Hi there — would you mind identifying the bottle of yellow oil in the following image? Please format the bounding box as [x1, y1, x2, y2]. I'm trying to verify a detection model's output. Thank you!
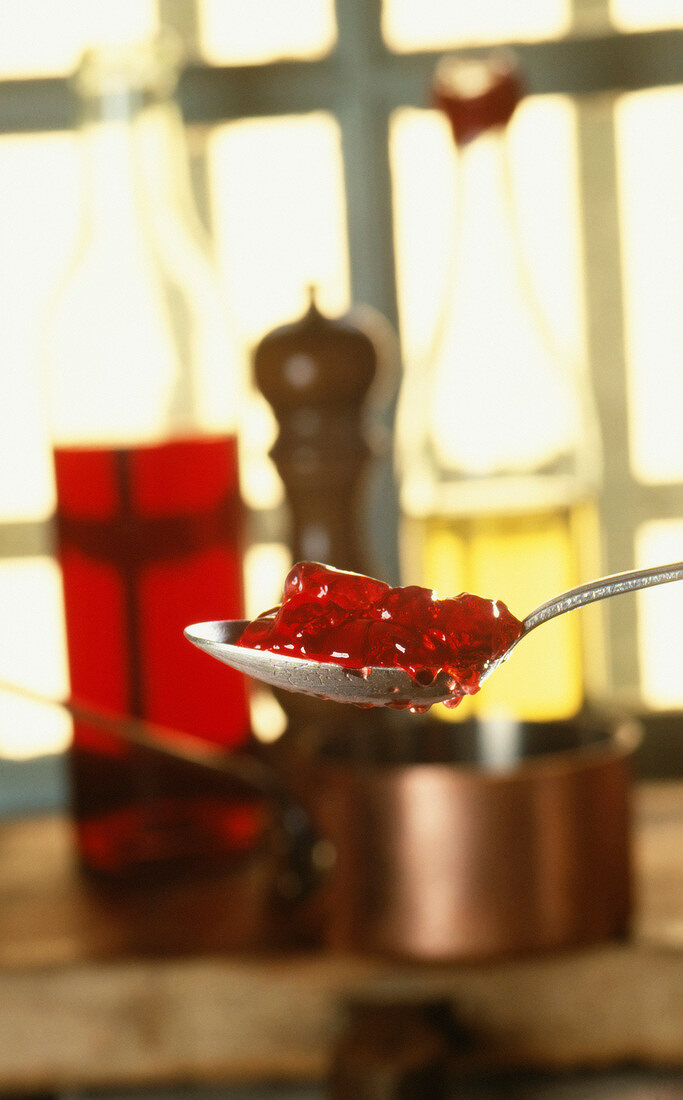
[396, 53, 603, 723]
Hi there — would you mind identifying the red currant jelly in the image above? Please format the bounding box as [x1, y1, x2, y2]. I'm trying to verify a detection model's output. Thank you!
[237, 562, 523, 708]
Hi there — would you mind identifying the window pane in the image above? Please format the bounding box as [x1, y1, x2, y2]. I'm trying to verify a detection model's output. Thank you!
[0, 1, 158, 78]
[636, 521, 683, 708]
[209, 114, 350, 343]
[0, 558, 70, 759]
[198, 0, 336, 64]
[382, 0, 570, 52]
[0, 132, 81, 522]
[616, 86, 683, 483]
[611, 0, 683, 31]
[390, 96, 586, 376]
[208, 113, 350, 510]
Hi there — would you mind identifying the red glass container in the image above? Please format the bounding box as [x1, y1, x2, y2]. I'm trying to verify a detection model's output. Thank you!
[54, 437, 255, 873]
[46, 36, 256, 873]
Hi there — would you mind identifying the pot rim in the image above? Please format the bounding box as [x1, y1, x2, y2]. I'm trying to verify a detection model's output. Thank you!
[320, 713, 642, 783]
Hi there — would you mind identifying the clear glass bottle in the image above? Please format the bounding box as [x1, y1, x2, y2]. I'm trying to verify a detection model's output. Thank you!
[45, 34, 257, 874]
[396, 53, 602, 722]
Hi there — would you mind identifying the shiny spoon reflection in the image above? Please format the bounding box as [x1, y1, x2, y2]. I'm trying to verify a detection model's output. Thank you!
[185, 561, 683, 710]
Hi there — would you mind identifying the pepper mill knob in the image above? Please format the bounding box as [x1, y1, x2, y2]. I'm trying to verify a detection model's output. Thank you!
[253, 288, 378, 573]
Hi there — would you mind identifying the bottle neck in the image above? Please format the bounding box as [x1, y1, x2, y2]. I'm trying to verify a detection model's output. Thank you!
[421, 123, 596, 485]
[78, 90, 188, 243]
[451, 127, 521, 303]
[50, 89, 214, 446]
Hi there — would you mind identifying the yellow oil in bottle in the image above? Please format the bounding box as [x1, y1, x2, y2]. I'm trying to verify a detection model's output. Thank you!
[401, 502, 602, 722]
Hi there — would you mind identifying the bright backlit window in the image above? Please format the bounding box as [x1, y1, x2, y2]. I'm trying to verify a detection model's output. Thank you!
[636, 522, 683, 707]
[0, 1, 159, 78]
[382, 0, 571, 52]
[209, 112, 350, 511]
[611, 0, 683, 31]
[1, 2, 683, 774]
[198, 0, 337, 64]
[616, 85, 683, 483]
[0, 133, 80, 521]
[209, 114, 350, 346]
[0, 558, 70, 759]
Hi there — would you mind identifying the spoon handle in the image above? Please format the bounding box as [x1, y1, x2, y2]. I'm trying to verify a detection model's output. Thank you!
[522, 560, 683, 636]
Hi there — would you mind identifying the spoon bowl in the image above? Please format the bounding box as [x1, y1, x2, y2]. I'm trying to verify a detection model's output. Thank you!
[183, 619, 460, 708]
[185, 560, 683, 710]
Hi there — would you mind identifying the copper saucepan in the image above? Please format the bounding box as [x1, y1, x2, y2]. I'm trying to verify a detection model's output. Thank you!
[315, 715, 639, 961]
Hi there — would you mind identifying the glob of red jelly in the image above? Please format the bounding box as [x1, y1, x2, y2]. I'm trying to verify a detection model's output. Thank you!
[237, 562, 523, 707]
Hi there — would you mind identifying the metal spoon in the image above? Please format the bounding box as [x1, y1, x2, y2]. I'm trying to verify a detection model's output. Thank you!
[185, 560, 683, 710]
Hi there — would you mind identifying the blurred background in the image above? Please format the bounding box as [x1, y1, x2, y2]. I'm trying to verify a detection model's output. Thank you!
[0, 0, 682, 812]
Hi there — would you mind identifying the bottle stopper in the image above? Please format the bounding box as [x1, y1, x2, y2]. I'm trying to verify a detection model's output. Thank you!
[433, 51, 524, 145]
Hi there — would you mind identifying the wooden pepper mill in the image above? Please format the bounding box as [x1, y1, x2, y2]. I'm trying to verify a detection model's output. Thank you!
[252, 289, 385, 762]
[254, 288, 379, 572]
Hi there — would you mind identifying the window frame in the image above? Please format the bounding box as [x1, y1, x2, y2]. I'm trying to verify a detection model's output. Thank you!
[1, 0, 683, 811]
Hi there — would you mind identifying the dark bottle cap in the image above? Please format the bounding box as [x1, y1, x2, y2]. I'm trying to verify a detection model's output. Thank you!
[432, 52, 524, 146]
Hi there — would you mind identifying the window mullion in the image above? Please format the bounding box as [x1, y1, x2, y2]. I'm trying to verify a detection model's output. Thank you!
[574, 92, 639, 696]
[335, 0, 398, 323]
[0, 520, 53, 559]
[334, 0, 402, 579]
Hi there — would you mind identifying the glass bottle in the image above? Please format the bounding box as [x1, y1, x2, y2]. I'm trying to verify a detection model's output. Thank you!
[45, 34, 256, 874]
[396, 52, 602, 722]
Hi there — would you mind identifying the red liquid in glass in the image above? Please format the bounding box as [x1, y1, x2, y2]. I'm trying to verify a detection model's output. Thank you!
[238, 562, 523, 709]
[54, 436, 262, 874]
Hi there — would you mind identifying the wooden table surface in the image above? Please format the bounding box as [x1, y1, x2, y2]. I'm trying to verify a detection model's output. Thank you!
[0, 782, 681, 1094]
